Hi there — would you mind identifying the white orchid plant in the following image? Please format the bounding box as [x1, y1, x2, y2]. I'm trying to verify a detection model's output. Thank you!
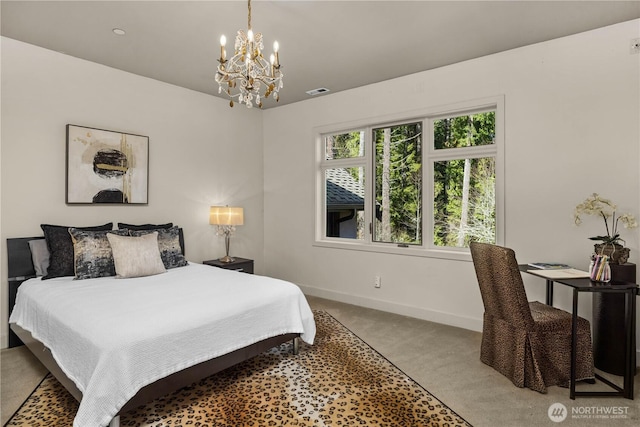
[574, 193, 638, 246]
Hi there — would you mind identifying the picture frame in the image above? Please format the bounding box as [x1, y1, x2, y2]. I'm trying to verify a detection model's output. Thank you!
[66, 124, 149, 204]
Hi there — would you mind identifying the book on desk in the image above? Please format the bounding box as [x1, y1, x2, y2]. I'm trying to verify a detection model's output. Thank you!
[525, 268, 590, 279]
[527, 262, 572, 270]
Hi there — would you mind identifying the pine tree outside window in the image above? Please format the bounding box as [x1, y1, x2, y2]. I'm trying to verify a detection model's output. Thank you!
[431, 111, 497, 248]
[373, 122, 422, 245]
[315, 96, 503, 259]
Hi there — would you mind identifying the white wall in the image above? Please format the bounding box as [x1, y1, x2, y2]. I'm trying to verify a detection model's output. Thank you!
[262, 20, 640, 350]
[0, 37, 264, 348]
[2, 20, 639, 354]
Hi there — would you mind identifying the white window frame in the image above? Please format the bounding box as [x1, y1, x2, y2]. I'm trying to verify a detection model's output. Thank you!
[314, 96, 504, 261]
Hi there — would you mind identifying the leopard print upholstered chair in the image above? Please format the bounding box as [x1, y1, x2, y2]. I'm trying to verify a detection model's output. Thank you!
[469, 242, 594, 393]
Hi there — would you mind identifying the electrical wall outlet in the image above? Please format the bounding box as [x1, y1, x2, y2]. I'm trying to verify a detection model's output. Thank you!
[374, 276, 381, 288]
[631, 38, 640, 55]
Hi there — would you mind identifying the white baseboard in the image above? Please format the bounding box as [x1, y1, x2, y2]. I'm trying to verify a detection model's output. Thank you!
[300, 284, 640, 366]
[298, 283, 484, 333]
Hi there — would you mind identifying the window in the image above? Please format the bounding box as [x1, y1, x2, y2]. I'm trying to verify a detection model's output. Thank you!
[373, 122, 422, 245]
[316, 97, 503, 259]
[431, 112, 496, 248]
[322, 132, 366, 240]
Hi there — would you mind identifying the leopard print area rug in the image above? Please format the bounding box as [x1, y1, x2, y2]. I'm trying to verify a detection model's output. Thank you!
[6, 311, 471, 426]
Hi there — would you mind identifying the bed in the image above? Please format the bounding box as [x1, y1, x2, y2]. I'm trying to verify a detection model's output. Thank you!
[7, 232, 316, 427]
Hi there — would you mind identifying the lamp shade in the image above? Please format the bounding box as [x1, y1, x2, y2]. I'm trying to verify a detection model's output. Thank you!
[210, 206, 244, 226]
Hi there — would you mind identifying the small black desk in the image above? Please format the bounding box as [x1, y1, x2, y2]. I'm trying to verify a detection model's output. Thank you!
[521, 265, 637, 400]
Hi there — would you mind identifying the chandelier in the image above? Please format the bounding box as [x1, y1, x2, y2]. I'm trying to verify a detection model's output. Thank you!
[216, 0, 283, 108]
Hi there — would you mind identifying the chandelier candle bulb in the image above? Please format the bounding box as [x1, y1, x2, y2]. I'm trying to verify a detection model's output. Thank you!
[219, 35, 226, 61]
[273, 41, 280, 66]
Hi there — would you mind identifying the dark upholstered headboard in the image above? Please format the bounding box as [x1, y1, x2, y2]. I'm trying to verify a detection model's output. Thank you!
[7, 237, 42, 280]
[7, 237, 43, 347]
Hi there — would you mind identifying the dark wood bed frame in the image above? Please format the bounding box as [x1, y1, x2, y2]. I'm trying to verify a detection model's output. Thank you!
[7, 237, 299, 427]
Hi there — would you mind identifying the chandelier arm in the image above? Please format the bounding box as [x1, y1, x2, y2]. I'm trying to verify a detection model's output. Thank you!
[218, 63, 282, 82]
[254, 75, 281, 86]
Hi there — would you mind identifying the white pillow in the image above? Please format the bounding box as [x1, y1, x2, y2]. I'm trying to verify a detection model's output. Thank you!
[106, 232, 166, 278]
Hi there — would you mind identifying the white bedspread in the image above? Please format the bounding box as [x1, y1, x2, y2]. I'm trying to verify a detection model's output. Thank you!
[9, 262, 316, 427]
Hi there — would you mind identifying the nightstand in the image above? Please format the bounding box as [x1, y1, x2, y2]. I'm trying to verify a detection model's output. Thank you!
[203, 257, 254, 274]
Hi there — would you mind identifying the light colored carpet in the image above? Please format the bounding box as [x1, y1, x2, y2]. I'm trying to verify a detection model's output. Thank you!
[2, 296, 639, 426]
[1, 343, 49, 424]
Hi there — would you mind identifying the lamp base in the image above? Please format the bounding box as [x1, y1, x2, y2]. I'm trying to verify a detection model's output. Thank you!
[218, 255, 235, 263]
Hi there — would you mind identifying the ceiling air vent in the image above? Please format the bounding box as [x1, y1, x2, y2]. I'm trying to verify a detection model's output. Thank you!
[306, 87, 330, 96]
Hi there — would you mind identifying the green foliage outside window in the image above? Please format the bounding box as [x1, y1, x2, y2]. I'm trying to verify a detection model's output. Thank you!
[325, 132, 364, 160]
[374, 123, 422, 244]
[322, 110, 496, 248]
[433, 112, 496, 247]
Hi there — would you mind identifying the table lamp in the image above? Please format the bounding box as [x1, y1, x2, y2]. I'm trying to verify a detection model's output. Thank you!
[209, 206, 244, 262]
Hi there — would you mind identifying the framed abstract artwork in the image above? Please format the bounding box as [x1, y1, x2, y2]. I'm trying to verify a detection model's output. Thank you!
[66, 124, 149, 204]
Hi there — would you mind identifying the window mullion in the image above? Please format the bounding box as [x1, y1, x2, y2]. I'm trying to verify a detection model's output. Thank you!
[424, 119, 433, 250]
[428, 145, 497, 161]
[364, 126, 373, 244]
[321, 157, 366, 169]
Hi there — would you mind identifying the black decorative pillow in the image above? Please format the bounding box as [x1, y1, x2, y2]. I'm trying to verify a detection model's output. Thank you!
[130, 226, 188, 269]
[41, 223, 113, 280]
[118, 222, 185, 255]
[69, 228, 128, 280]
[117, 222, 173, 230]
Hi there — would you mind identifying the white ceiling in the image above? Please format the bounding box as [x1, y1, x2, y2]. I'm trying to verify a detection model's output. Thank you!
[2, 1, 639, 108]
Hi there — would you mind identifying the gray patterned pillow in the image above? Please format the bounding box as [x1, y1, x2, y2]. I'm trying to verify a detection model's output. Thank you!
[130, 226, 188, 269]
[118, 222, 185, 255]
[69, 228, 128, 280]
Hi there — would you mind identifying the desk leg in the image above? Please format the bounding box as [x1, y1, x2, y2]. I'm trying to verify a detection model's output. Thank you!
[546, 280, 554, 306]
[570, 288, 578, 400]
[623, 289, 635, 399]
